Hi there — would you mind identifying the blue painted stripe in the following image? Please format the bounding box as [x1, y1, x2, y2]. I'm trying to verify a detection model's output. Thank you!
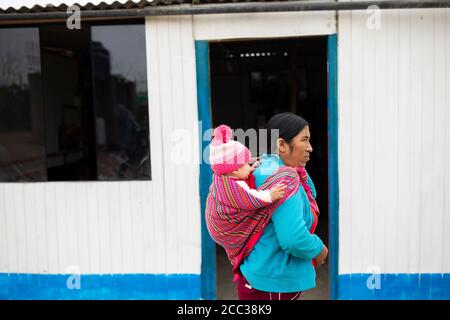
[0, 273, 200, 300]
[339, 274, 450, 300]
[327, 34, 339, 301]
[195, 40, 216, 300]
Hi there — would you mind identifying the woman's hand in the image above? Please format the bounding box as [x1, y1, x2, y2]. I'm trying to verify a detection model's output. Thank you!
[314, 245, 328, 267]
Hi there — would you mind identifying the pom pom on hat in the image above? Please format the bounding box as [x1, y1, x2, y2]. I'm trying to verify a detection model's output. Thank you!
[214, 124, 233, 144]
[209, 124, 251, 175]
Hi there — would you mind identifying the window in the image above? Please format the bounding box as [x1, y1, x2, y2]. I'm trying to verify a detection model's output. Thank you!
[0, 21, 151, 182]
[0, 27, 47, 181]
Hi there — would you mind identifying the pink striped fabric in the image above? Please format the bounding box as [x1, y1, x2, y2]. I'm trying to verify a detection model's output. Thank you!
[296, 167, 320, 233]
[205, 166, 300, 275]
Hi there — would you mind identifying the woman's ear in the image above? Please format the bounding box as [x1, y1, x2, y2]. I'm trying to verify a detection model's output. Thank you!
[277, 138, 286, 154]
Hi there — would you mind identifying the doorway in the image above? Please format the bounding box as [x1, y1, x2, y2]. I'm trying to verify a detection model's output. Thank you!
[208, 36, 330, 300]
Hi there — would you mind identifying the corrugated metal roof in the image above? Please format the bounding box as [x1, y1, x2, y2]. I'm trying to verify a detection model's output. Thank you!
[0, 1, 142, 10]
[1, 0, 296, 14]
[0, 1, 184, 13]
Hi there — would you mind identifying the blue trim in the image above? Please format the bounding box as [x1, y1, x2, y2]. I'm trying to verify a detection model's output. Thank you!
[195, 40, 216, 300]
[339, 274, 450, 300]
[0, 273, 200, 300]
[327, 34, 339, 300]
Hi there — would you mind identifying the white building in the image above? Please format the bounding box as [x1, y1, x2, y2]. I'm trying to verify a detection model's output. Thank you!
[0, 0, 449, 300]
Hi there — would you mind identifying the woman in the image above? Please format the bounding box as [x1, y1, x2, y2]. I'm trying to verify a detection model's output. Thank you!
[236, 112, 328, 300]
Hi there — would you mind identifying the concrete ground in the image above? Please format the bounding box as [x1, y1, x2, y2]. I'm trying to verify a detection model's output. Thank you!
[216, 245, 330, 300]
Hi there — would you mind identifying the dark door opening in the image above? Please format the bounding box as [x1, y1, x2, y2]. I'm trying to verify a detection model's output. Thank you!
[209, 37, 330, 300]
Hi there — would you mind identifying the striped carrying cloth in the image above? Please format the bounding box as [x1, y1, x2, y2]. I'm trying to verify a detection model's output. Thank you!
[205, 166, 301, 275]
[296, 166, 320, 267]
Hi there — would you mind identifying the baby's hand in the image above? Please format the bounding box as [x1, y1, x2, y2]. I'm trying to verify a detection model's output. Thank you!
[250, 161, 260, 172]
[270, 184, 287, 201]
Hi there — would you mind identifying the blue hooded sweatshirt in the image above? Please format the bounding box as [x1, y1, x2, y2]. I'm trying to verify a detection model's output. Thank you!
[239, 154, 324, 292]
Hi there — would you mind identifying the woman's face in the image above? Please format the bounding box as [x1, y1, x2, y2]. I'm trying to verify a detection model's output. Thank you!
[278, 126, 313, 168]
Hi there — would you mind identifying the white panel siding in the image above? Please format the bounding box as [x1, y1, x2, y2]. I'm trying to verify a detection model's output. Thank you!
[337, 10, 352, 277]
[146, 18, 167, 274]
[432, 9, 447, 276]
[193, 11, 336, 40]
[396, 9, 410, 274]
[146, 15, 202, 274]
[444, 9, 450, 274]
[349, 10, 365, 274]
[34, 184, 46, 272]
[107, 182, 122, 273]
[96, 181, 110, 273]
[0, 184, 9, 272]
[157, 16, 178, 273]
[0, 180, 201, 274]
[419, 10, 437, 274]
[408, 10, 422, 275]
[338, 8, 450, 274]
[360, 7, 376, 275]
[45, 183, 58, 272]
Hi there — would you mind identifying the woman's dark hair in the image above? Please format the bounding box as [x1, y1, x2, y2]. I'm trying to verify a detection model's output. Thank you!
[264, 112, 309, 154]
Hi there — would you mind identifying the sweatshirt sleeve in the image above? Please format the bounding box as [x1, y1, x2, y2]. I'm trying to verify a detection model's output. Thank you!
[235, 180, 272, 203]
[270, 190, 323, 260]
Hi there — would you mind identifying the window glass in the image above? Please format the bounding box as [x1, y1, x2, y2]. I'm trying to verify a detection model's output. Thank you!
[91, 24, 151, 180]
[0, 28, 47, 181]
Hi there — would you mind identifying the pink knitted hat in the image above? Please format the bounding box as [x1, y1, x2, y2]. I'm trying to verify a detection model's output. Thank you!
[209, 125, 251, 175]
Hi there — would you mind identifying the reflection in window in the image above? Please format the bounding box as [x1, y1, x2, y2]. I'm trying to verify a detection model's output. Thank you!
[91, 24, 151, 180]
[0, 22, 151, 182]
[0, 28, 47, 181]
[40, 25, 97, 181]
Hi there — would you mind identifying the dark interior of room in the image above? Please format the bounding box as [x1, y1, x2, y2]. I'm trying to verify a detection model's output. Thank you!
[209, 36, 330, 299]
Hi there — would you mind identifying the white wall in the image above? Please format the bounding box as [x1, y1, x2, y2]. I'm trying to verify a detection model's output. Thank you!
[193, 11, 336, 40]
[338, 8, 450, 275]
[0, 181, 166, 274]
[145, 15, 202, 275]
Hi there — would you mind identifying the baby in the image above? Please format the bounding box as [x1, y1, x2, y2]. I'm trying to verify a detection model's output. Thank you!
[209, 124, 286, 204]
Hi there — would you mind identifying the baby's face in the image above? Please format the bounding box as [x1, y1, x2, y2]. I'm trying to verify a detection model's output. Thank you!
[232, 163, 252, 180]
